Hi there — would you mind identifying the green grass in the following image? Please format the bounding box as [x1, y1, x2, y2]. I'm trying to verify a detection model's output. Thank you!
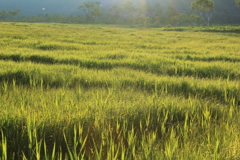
[0, 22, 240, 159]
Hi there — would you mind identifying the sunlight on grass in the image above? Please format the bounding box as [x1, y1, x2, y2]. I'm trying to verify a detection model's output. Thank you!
[0, 22, 239, 159]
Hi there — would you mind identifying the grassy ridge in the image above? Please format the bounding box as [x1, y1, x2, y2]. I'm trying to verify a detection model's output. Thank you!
[0, 61, 239, 104]
[0, 53, 239, 80]
[0, 23, 240, 159]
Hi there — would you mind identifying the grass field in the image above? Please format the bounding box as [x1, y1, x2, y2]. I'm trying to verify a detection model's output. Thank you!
[0, 22, 240, 160]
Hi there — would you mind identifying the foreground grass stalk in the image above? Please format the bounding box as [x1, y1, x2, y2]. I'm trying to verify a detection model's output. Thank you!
[164, 128, 179, 160]
[1, 131, 7, 160]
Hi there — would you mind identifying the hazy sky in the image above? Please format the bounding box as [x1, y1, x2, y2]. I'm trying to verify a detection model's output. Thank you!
[0, 0, 238, 17]
[0, 0, 179, 16]
[0, 0, 81, 15]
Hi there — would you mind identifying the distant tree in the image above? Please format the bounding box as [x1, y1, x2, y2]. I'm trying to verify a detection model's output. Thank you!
[191, 0, 215, 26]
[44, 13, 52, 22]
[107, 4, 123, 24]
[71, 15, 84, 23]
[186, 12, 202, 26]
[53, 14, 64, 22]
[137, 3, 163, 27]
[8, 9, 21, 19]
[151, 3, 164, 24]
[236, 0, 240, 6]
[134, 15, 150, 27]
[174, 12, 201, 26]
[146, 3, 164, 27]
[29, 15, 39, 22]
[121, 1, 136, 24]
[153, 16, 161, 27]
[0, 9, 7, 21]
[166, 6, 179, 26]
[171, 13, 187, 26]
[78, 1, 102, 23]
[20, 15, 27, 22]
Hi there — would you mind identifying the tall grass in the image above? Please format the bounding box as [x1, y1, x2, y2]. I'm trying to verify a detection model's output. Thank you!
[0, 22, 239, 159]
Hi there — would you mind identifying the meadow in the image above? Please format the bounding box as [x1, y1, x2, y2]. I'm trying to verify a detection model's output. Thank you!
[0, 22, 239, 160]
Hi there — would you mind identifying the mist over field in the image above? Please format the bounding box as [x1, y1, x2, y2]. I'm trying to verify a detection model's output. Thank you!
[0, 0, 239, 17]
[1, 0, 180, 15]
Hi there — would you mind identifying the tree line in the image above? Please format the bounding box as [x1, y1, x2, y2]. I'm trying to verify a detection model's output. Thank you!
[0, 0, 240, 27]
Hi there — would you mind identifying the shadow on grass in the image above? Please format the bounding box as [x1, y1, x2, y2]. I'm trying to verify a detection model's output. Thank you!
[0, 53, 239, 81]
[163, 26, 240, 34]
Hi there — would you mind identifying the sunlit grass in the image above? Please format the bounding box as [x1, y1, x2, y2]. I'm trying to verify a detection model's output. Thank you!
[0, 22, 239, 159]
